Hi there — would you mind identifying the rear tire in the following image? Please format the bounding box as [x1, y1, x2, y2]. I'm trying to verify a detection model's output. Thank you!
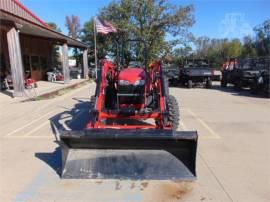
[206, 78, 212, 89]
[187, 80, 193, 88]
[234, 80, 242, 91]
[263, 84, 270, 98]
[167, 95, 180, 130]
[250, 82, 258, 94]
[221, 79, 227, 87]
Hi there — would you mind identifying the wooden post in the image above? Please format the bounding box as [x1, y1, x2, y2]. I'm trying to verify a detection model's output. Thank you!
[83, 49, 88, 79]
[62, 43, 70, 83]
[7, 27, 25, 97]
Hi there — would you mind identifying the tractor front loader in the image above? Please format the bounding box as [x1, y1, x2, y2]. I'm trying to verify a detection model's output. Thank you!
[59, 40, 198, 180]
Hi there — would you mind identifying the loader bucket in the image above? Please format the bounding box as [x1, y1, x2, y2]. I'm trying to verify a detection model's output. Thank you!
[60, 129, 198, 180]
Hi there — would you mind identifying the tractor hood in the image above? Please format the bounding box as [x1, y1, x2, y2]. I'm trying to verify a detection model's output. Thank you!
[118, 68, 146, 84]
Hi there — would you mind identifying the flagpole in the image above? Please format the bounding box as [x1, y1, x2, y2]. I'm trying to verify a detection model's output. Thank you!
[94, 17, 98, 79]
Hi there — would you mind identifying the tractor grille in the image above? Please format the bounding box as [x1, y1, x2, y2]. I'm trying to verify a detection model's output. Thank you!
[118, 84, 145, 104]
[118, 84, 144, 94]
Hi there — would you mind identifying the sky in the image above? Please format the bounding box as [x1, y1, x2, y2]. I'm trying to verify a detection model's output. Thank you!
[21, 0, 270, 40]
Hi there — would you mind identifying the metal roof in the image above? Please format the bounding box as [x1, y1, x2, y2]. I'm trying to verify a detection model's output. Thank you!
[0, 0, 87, 48]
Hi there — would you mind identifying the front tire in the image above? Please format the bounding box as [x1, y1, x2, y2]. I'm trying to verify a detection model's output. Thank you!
[167, 95, 180, 130]
[234, 80, 242, 91]
[250, 82, 258, 94]
[187, 80, 193, 88]
[206, 78, 212, 89]
[221, 79, 227, 87]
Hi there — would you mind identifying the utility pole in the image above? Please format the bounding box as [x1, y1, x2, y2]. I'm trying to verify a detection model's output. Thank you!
[94, 17, 98, 79]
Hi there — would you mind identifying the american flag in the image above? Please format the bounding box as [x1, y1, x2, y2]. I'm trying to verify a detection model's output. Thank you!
[95, 17, 117, 34]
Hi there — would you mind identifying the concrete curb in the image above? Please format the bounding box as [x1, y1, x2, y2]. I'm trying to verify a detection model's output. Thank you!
[22, 80, 91, 102]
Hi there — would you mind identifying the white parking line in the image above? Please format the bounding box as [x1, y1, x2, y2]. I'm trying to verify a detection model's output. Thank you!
[4, 109, 57, 137]
[23, 120, 50, 137]
[179, 121, 187, 130]
[186, 108, 221, 139]
[5, 109, 88, 139]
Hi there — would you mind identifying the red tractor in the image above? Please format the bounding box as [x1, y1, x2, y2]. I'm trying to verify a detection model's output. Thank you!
[60, 40, 198, 180]
[86, 60, 180, 130]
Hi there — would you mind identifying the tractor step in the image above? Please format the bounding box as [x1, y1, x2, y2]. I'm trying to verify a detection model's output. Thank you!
[60, 129, 198, 180]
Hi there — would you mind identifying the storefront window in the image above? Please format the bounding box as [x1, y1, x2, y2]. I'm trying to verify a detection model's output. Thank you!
[31, 56, 39, 71]
[40, 57, 47, 70]
[23, 55, 30, 71]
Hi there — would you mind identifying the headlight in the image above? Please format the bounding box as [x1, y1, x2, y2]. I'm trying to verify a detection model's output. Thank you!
[134, 80, 145, 86]
[119, 80, 130, 85]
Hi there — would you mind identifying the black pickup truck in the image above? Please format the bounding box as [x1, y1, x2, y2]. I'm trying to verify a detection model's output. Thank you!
[179, 59, 213, 88]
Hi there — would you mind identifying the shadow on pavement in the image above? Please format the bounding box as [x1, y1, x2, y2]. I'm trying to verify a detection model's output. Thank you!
[51, 97, 92, 132]
[35, 147, 62, 176]
[211, 84, 269, 99]
[36, 97, 195, 180]
[0, 89, 13, 98]
[171, 82, 269, 99]
[35, 97, 92, 177]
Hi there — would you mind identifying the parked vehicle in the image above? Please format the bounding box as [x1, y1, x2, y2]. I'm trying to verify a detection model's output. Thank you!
[24, 71, 38, 89]
[163, 64, 179, 86]
[212, 69, 222, 81]
[0, 71, 12, 90]
[221, 58, 237, 87]
[250, 58, 270, 97]
[1, 70, 37, 90]
[46, 68, 64, 82]
[251, 70, 269, 97]
[179, 59, 213, 88]
[70, 67, 82, 79]
[88, 67, 100, 79]
[221, 58, 267, 90]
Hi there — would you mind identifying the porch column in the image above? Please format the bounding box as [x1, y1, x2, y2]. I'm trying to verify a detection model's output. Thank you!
[83, 49, 88, 79]
[62, 43, 70, 83]
[7, 27, 25, 97]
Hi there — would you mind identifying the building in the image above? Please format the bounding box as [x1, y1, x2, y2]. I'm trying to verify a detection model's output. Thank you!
[0, 0, 88, 97]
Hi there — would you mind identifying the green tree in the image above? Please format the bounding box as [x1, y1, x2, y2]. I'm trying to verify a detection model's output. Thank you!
[226, 39, 242, 58]
[47, 22, 62, 67]
[190, 19, 269, 69]
[194, 36, 209, 57]
[253, 19, 270, 56]
[81, 0, 195, 64]
[241, 36, 257, 58]
[172, 46, 193, 65]
[80, 19, 115, 64]
[47, 22, 62, 32]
